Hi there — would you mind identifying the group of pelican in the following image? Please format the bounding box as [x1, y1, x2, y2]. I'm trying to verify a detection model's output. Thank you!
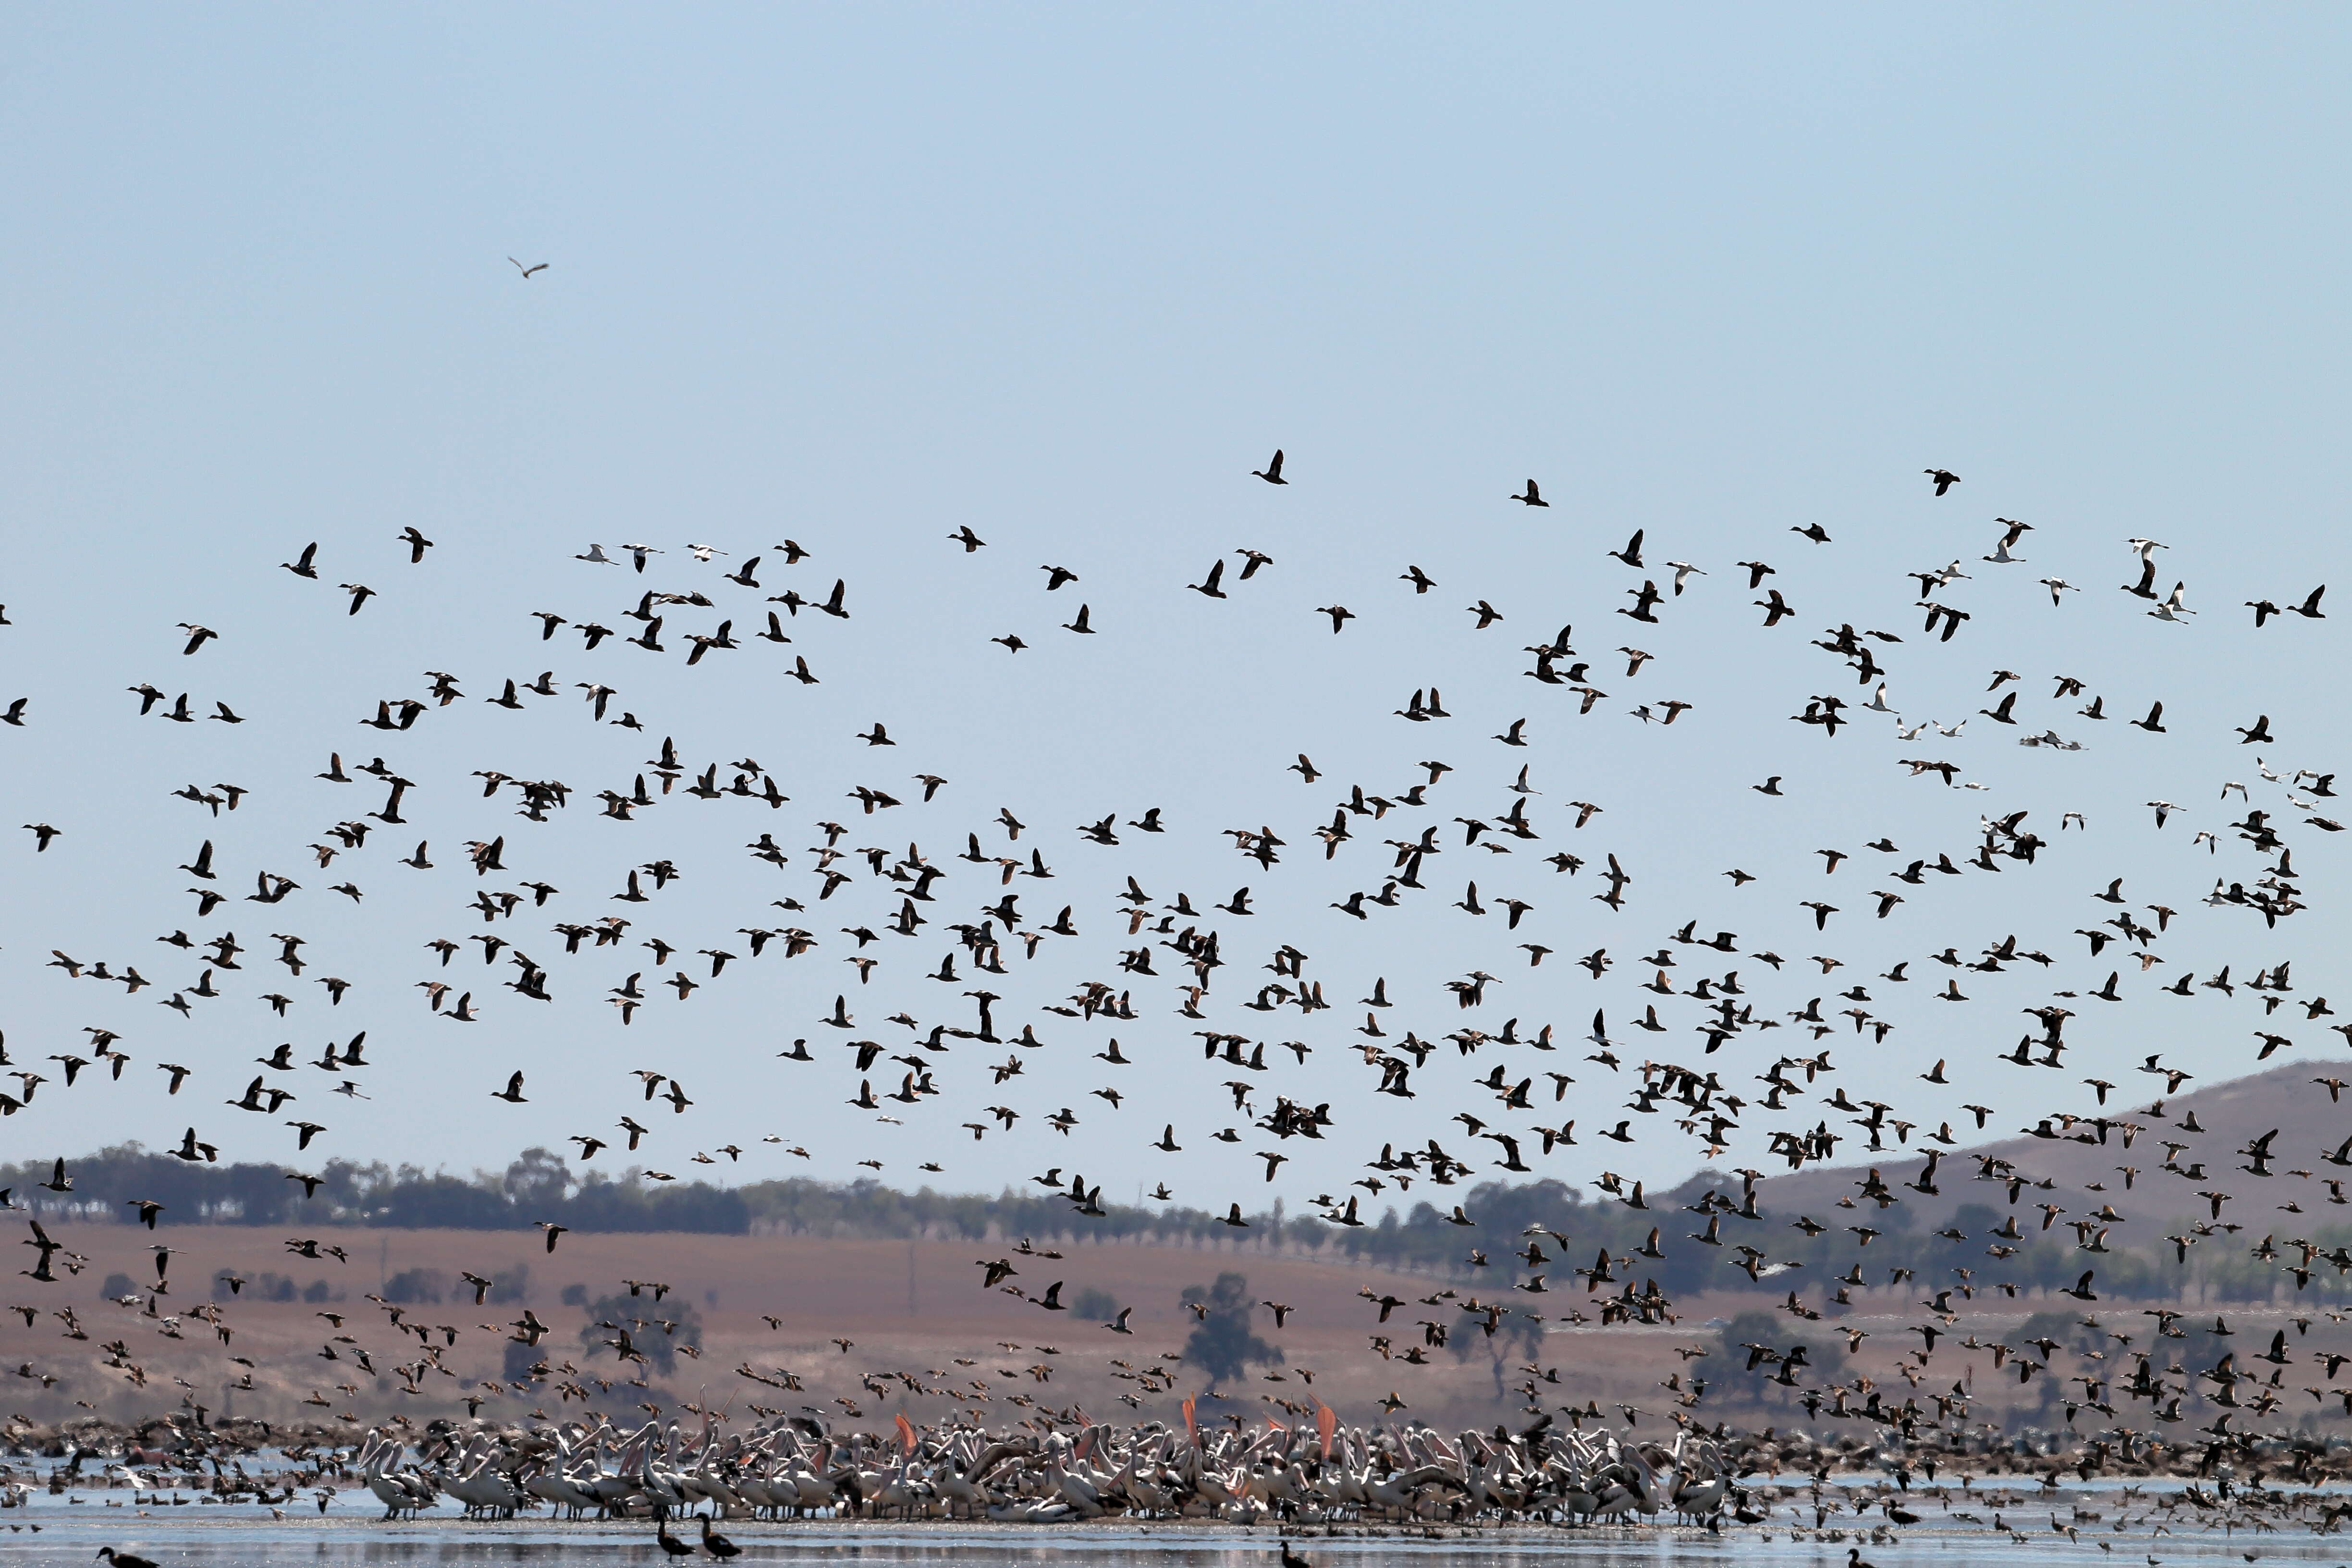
[338, 1416, 1742, 1527]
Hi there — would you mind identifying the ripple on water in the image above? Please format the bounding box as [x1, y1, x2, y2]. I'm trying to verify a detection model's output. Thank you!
[0, 1515, 2324, 1568]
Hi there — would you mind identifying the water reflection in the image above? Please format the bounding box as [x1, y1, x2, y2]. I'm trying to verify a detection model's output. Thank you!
[0, 1520, 2336, 1568]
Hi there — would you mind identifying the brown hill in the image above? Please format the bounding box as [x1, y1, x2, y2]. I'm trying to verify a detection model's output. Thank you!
[1746, 1059, 2352, 1231]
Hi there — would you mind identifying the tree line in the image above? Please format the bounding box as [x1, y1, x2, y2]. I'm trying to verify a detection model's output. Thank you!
[0, 1146, 2313, 1306]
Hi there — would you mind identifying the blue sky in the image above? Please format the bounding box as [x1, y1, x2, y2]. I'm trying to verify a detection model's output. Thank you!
[3, 7, 2350, 1212]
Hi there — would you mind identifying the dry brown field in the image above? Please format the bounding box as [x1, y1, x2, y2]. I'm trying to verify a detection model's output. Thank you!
[8, 1219, 2339, 1442]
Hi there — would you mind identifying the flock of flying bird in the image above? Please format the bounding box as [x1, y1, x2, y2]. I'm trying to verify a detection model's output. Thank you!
[7, 443, 2352, 1539]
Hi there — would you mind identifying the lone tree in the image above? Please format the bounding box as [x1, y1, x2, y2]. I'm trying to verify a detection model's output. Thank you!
[1181, 1271, 1283, 1389]
[1450, 1302, 1546, 1398]
[576, 1290, 703, 1378]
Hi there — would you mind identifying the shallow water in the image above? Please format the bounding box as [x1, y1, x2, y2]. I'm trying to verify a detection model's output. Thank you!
[0, 1481, 2341, 1568]
[0, 1515, 2342, 1568]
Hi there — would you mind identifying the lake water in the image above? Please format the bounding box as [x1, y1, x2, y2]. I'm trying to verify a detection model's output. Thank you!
[0, 1480, 2335, 1568]
[0, 1515, 2336, 1568]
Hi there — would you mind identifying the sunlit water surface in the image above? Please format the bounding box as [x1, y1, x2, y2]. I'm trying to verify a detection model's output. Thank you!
[0, 1512, 2343, 1568]
[0, 1475, 2342, 1568]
